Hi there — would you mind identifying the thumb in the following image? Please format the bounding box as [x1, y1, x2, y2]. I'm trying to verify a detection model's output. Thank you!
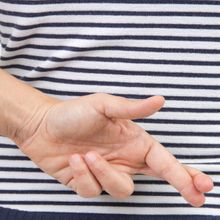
[93, 93, 165, 120]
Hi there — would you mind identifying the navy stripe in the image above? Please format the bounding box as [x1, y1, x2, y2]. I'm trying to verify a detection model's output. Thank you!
[0, 190, 182, 197]
[175, 155, 220, 159]
[4, 65, 220, 79]
[2, 21, 220, 30]
[3, 43, 220, 55]
[160, 143, 220, 149]
[135, 118, 220, 125]
[0, 207, 219, 220]
[161, 108, 220, 113]
[0, 144, 17, 149]
[0, 189, 219, 199]
[0, 200, 218, 208]
[0, 156, 30, 160]
[2, 32, 220, 42]
[1, 0, 220, 5]
[1, 178, 218, 184]
[9, 75, 220, 90]
[0, 190, 178, 196]
[3, 54, 220, 67]
[37, 88, 220, 102]
[0, 167, 42, 172]
[0, 178, 58, 183]
[0, 178, 167, 184]
[148, 131, 220, 137]
[2, 9, 220, 18]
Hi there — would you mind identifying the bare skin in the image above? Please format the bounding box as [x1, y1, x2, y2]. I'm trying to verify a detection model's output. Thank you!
[13, 93, 213, 207]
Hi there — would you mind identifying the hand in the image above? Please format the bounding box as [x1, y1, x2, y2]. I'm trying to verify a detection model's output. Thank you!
[16, 93, 214, 207]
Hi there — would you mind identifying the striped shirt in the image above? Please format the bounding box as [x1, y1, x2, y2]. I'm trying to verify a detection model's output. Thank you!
[0, 0, 220, 219]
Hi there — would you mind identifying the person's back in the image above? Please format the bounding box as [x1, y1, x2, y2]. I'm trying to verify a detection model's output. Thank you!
[0, 0, 220, 219]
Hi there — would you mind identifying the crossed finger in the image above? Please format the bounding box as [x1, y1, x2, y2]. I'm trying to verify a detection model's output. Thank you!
[144, 134, 214, 207]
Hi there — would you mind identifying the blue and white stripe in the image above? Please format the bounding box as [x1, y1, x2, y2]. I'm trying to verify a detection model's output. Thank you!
[0, 0, 220, 218]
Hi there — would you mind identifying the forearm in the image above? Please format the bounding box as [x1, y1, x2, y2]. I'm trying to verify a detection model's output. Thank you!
[0, 68, 57, 145]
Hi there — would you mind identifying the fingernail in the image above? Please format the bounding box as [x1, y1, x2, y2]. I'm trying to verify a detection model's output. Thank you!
[85, 152, 97, 163]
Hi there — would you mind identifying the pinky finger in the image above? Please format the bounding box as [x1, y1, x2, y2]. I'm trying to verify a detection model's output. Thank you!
[68, 154, 102, 198]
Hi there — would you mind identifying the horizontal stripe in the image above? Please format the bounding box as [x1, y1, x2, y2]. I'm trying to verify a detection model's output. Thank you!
[0, 177, 219, 186]
[2, 32, 220, 42]
[36, 87, 220, 101]
[161, 143, 220, 148]
[1, 0, 220, 5]
[0, 156, 29, 160]
[3, 43, 220, 55]
[0, 201, 219, 208]
[0, 178, 58, 183]
[0, 207, 219, 220]
[0, 167, 42, 172]
[0, 190, 219, 198]
[3, 21, 220, 30]
[4, 65, 220, 79]
[9, 75, 220, 90]
[148, 131, 220, 137]
[175, 155, 220, 159]
[0, 178, 167, 184]
[161, 108, 220, 113]
[34, 56, 220, 66]
[2, 9, 220, 18]
[0, 190, 180, 196]
[136, 119, 220, 125]
[0, 144, 17, 149]
[3, 55, 220, 67]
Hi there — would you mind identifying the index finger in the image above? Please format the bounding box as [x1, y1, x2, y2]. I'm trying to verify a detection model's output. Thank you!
[144, 134, 205, 207]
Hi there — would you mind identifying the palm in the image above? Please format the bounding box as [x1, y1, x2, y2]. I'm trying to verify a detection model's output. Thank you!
[19, 94, 152, 186]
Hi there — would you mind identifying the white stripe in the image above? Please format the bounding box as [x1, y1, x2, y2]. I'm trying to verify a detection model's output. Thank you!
[154, 135, 220, 145]
[3, 26, 220, 38]
[1, 204, 220, 215]
[28, 83, 220, 98]
[139, 123, 220, 133]
[3, 47, 220, 63]
[2, 3, 220, 13]
[2, 38, 220, 50]
[2, 13, 220, 25]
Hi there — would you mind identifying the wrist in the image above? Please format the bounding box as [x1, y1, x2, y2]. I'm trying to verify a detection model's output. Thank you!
[0, 69, 59, 145]
[11, 97, 58, 147]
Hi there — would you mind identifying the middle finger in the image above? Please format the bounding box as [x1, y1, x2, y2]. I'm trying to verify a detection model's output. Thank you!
[85, 151, 134, 199]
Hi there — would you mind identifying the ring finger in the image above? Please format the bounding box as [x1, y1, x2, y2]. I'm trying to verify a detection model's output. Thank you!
[68, 154, 102, 198]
